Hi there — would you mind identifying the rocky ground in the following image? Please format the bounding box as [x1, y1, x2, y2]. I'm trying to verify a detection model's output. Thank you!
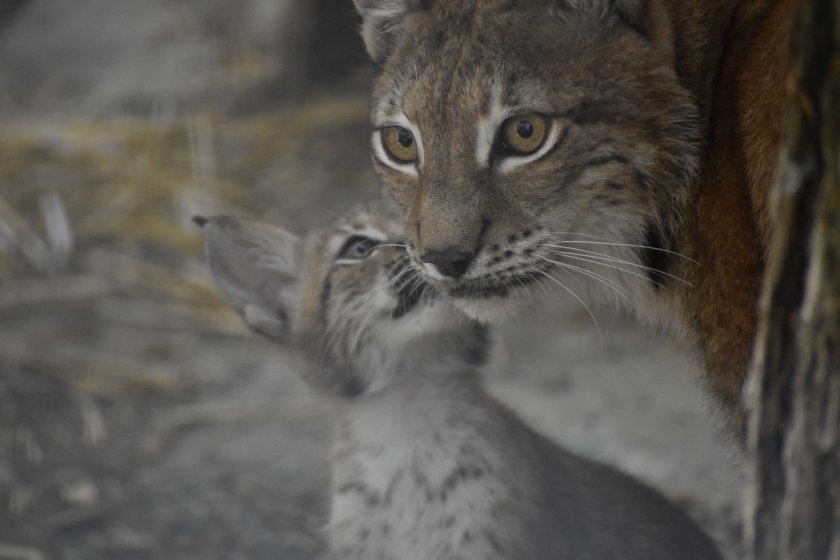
[0, 2, 744, 559]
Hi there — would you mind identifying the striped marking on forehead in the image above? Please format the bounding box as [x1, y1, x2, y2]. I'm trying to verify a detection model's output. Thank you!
[374, 89, 405, 120]
[373, 57, 426, 120]
[475, 81, 508, 168]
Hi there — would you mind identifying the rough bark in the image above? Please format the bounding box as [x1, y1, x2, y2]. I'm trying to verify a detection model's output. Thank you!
[745, 0, 840, 558]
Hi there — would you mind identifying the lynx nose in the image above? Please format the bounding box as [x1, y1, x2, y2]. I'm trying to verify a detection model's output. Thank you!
[421, 248, 474, 279]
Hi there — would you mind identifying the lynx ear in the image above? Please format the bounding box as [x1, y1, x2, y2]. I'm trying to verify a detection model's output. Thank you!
[199, 215, 300, 343]
[559, 0, 674, 63]
[352, 0, 412, 63]
[612, 0, 674, 63]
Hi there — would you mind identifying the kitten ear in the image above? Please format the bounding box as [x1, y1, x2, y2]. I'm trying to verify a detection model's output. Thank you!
[352, 0, 412, 63]
[199, 215, 300, 343]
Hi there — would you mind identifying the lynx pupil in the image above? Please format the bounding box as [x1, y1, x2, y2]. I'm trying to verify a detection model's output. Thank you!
[499, 113, 547, 156]
[380, 126, 418, 164]
[398, 129, 414, 148]
[517, 121, 533, 139]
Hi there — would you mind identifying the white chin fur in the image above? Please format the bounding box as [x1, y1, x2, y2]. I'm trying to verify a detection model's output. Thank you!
[451, 291, 532, 324]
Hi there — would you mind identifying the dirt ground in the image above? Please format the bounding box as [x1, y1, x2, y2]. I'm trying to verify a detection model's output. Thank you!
[0, 2, 744, 559]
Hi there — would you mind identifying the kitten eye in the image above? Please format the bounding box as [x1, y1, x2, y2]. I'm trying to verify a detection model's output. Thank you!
[500, 113, 547, 155]
[380, 126, 418, 164]
[337, 235, 380, 261]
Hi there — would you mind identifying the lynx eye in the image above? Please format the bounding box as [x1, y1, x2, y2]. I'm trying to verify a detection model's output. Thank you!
[380, 126, 418, 164]
[500, 113, 547, 155]
[336, 235, 380, 262]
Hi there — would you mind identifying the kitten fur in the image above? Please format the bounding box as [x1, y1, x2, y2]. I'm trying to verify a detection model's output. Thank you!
[200, 202, 723, 560]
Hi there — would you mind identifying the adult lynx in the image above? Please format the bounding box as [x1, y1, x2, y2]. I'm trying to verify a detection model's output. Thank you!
[353, 0, 792, 427]
[199, 203, 722, 560]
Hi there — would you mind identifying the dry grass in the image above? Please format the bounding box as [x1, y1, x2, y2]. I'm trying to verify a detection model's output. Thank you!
[0, 95, 375, 396]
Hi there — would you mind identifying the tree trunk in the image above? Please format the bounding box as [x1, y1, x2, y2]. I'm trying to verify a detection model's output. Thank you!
[745, 0, 840, 558]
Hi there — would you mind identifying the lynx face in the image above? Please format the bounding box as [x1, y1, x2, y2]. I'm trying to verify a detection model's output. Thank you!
[201, 202, 480, 398]
[355, 0, 701, 323]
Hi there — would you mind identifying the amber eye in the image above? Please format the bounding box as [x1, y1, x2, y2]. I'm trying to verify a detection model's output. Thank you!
[381, 126, 418, 164]
[500, 113, 547, 155]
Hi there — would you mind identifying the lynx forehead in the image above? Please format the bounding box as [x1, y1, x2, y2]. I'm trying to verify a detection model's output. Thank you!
[360, 0, 701, 326]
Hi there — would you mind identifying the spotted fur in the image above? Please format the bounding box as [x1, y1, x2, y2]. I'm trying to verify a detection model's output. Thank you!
[201, 203, 722, 560]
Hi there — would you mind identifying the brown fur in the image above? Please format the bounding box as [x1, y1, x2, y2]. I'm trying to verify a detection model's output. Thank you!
[680, 0, 792, 427]
[354, 0, 792, 430]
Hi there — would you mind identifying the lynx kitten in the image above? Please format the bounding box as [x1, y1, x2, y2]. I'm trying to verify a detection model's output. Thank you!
[199, 202, 722, 560]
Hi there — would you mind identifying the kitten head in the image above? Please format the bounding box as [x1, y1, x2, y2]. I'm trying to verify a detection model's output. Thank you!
[200, 201, 486, 398]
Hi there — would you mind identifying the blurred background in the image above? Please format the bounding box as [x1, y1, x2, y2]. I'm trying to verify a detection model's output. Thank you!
[0, 2, 743, 559]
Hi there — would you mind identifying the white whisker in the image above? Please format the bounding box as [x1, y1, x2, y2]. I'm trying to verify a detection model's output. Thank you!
[545, 231, 610, 239]
[405, 271, 427, 303]
[536, 256, 632, 302]
[509, 271, 536, 308]
[545, 238, 699, 264]
[544, 245, 692, 287]
[530, 273, 554, 303]
[535, 269, 604, 350]
[545, 251, 666, 289]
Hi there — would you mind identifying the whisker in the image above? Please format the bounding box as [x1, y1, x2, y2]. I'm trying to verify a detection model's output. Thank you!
[545, 231, 611, 239]
[535, 269, 604, 350]
[405, 272, 426, 303]
[546, 244, 671, 270]
[391, 268, 421, 305]
[390, 254, 412, 269]
[536, 256, 633, 302]
[363, 243, 409, 258]
[510, 271, 535, 308]
[544, 245, 692, 287]
[530, 272, 554, 304]
[545, 251, 666, 289]
[544, 239, 699, 264]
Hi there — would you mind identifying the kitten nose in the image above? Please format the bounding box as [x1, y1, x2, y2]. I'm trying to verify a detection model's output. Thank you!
[421, 248, 474, 279]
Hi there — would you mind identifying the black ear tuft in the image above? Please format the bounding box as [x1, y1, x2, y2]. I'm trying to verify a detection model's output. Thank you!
[192, 215, 208, 227]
